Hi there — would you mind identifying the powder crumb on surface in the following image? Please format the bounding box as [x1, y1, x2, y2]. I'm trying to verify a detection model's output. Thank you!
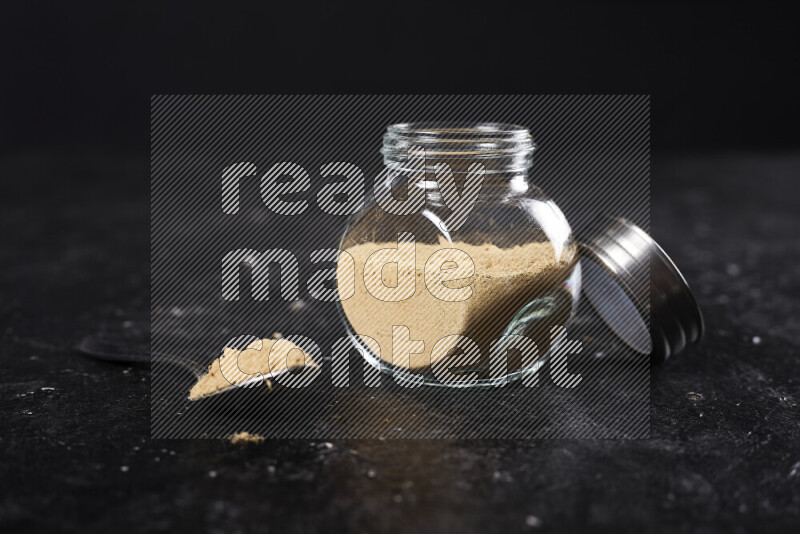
[229, 432, 265, 445]
[525, 515, 542, 528]
[189, 336, 318, 400]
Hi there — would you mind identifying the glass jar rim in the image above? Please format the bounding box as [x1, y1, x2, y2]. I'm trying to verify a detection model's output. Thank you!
[382, 122, 536, 172]
[386, 122, 532, 142]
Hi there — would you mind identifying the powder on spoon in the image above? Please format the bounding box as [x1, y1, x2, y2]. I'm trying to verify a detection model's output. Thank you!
[189, 336, 318, 400]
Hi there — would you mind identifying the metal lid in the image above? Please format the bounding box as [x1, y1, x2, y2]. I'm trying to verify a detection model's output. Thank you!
[579, 216, 704, 361]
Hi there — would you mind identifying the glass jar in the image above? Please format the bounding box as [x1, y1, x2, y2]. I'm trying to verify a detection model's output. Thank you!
[336, 122, 581, 386]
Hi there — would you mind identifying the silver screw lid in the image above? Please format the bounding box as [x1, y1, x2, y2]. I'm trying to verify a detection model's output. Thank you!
[579, 216, 705, 361]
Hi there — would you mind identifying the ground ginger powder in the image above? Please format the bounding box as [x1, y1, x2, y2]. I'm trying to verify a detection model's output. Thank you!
[228, 431, 265, 445]
[189, 337, 318, 400]
[337, 237, 576, 373]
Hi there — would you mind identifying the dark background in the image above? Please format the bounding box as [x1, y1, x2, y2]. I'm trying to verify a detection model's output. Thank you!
[2, 2, 799, 533]
[3, 1, 799, 153]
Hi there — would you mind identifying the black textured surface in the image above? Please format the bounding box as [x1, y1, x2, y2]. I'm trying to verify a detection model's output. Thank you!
[1, 151, 799, 532]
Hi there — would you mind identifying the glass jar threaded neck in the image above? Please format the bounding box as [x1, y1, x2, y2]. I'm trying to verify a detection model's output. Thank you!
[381, 122, 535, 175]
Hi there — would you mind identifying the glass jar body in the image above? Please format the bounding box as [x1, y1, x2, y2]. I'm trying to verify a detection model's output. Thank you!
[336, 124, 581, 387]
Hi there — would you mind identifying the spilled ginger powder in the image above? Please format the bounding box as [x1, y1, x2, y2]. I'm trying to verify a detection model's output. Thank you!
[228, 432, 265, 445]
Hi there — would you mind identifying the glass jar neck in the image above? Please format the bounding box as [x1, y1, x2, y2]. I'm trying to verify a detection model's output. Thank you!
[382, 122, 534, 175]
